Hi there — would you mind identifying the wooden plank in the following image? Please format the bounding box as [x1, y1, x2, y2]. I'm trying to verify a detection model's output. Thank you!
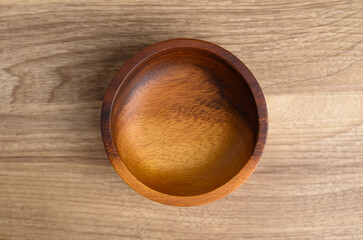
[0, 1, 362, 239]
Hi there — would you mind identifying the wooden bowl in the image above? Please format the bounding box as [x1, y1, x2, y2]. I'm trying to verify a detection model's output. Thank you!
[101, 39, 268, 206]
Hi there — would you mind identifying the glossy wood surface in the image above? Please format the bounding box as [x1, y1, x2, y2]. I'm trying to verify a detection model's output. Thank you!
[102, 40, 267, 205]
[0, 0, 362, 239]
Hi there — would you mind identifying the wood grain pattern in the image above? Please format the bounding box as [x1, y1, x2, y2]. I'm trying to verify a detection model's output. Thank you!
[0, 0, 362, 239]
[102, 39, 267, 205]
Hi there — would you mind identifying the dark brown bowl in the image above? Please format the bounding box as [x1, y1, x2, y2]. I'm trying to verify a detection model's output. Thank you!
[101, 39, 268, 206]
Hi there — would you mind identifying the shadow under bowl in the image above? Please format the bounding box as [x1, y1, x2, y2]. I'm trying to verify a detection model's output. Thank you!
[101, 39, 268, 206]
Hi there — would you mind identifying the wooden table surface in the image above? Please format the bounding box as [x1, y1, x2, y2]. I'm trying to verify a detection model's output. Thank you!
[1, 1, 362, 239]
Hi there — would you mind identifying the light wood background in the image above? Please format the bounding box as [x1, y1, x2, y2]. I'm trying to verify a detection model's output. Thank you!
[0, 0, 362, 239]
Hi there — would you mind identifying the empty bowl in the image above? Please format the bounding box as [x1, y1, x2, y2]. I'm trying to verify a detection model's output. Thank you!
[101, 39, 268, 206]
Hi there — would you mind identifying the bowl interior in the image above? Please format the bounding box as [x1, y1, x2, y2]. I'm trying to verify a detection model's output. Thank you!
[111, 48, 259, 196]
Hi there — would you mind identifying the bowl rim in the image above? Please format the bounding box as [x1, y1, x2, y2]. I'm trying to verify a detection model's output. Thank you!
[101, 38, 268, 206]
